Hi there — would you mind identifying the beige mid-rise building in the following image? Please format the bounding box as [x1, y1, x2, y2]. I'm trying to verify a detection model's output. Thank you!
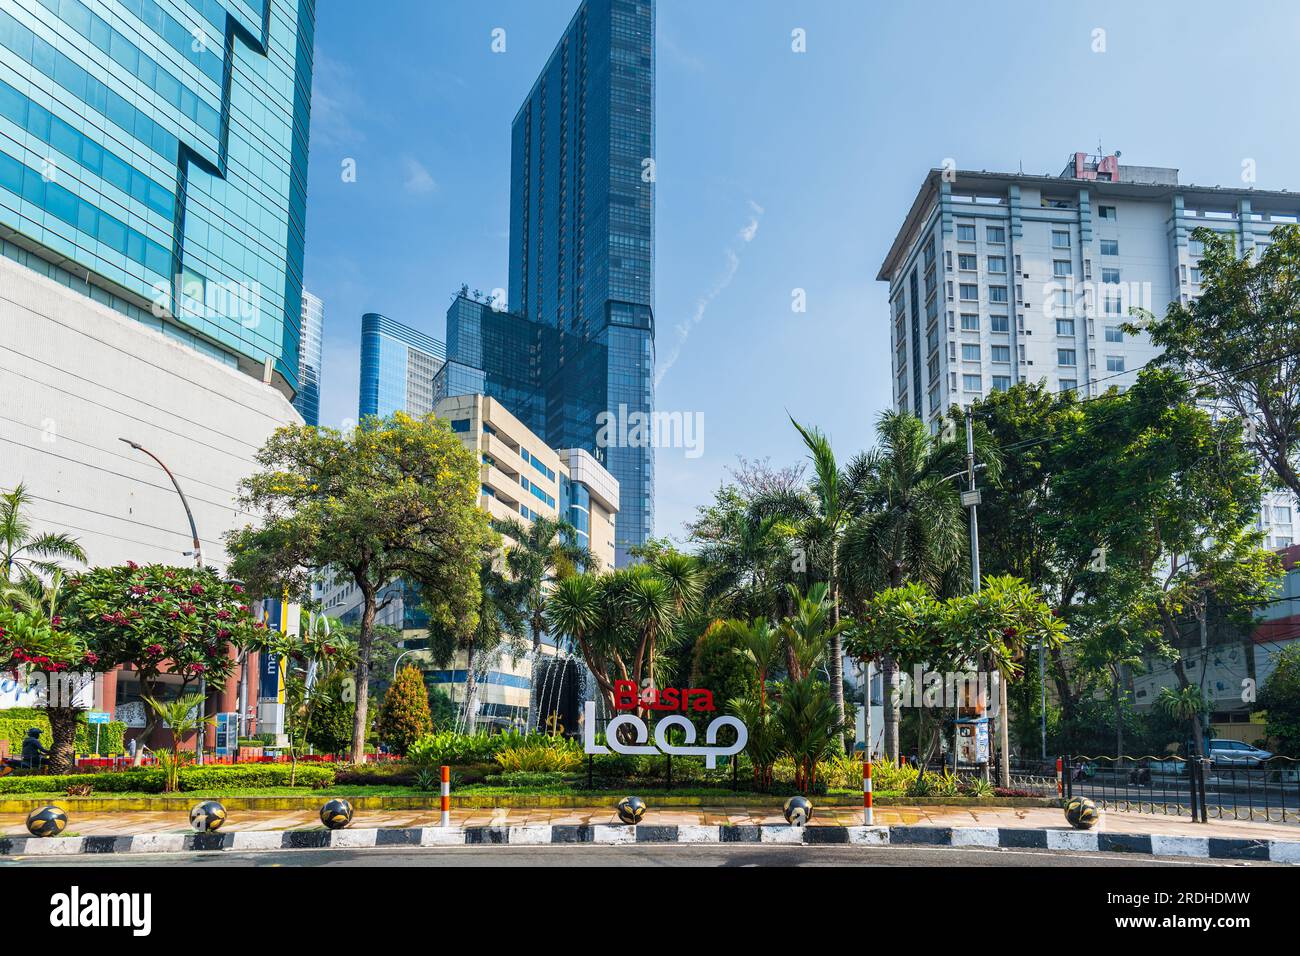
[319, 390, 619, 731]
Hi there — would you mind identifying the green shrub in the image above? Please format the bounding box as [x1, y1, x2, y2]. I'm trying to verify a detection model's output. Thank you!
[817, 752, 866, 790]
[176, 764, 335, 791]
[377, 665, 432, 756]
[0, 763, 334, 794]
[407, 731, 571, 767]
[908, 768, 960, 797]
[0, 770, 162, 794]
[0, 710, 126, 757]
[483, 771, 572, 788]
[870, 759, 919, 792]
[494, 740, 583, 773]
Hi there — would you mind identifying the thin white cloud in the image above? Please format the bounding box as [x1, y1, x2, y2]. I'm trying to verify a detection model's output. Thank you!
[402, 156, 438, 195]
[310, 51, 366, 150]
[655, 201, 763, 387]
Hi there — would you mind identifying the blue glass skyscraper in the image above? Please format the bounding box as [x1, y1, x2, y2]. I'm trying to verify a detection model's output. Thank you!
[358, 312, 446, 420]
[0, 0, 314, 401]
[509, 0, 655, 565]
[294, 288, 323, 425]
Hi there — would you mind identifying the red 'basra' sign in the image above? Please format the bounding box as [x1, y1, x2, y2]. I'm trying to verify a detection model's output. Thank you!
[614, 680, 716, 713]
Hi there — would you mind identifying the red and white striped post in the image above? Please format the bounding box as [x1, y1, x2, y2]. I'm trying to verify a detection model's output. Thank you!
[1055, 757, 1063, 798]
[440, 764, 451, 828]
[863, 758, 874, 826]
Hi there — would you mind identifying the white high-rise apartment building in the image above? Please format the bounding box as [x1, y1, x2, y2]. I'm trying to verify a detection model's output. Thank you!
[878, 151, 1300, 548]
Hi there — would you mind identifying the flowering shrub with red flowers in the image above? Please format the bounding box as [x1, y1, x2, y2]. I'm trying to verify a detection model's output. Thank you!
[62, 565, 260, 759]
[0, 573, 103, 771]
[0, 604, 93, 678]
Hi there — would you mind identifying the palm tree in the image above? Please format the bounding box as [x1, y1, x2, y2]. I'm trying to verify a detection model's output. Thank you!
[1158, 685, 1209, 762]
[545, 556, 701, 716]
[840, 410, 968, 761]
[494, 515, 592, 731]
[620, 567, 674, 709]
[751, 419, 851, 737]
[1, 483, 86, 595]
[713, 617, 781, 707]
[697, 509, 794, 619]
[142, 693, 212, 792]
[546, 574, 612, 706]
[459, 555, 526, 733]
[777, 582, 849, 681]
[495, 515, 593, 656]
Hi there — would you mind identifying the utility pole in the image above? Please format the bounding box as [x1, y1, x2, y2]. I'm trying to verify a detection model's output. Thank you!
[1039, 639, 1047, 760]
[961, 407, 1006, 785]
[964, 407, 981, 597]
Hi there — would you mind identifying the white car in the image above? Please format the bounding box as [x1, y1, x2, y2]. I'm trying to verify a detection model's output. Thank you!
[1206, 739, 1272, 767]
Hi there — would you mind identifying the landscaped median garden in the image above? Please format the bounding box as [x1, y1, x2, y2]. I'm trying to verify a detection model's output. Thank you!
[0, 729, 1055, 812]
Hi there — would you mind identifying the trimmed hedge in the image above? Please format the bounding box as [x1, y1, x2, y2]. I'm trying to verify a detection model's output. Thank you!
[0, 763, 335, 794]
[0, 709, 126, 756]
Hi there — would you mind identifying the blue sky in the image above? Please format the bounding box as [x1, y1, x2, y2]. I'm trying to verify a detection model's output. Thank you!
[305, 0, 1300, 545]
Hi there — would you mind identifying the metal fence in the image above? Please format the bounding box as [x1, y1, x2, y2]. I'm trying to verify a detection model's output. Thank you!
[1065, 755, 1300, 824]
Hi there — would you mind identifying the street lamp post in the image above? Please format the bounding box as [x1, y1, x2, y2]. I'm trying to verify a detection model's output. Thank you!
[119, 439, 203, 569]
[393, 649, 425, 682]
[120, 438, 206, 762]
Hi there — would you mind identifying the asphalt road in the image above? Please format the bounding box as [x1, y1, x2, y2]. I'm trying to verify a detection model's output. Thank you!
[0, 844, 1278, 867]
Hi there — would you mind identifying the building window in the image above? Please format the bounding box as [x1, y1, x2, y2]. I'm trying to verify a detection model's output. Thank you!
[1059, 378, 1077, 393]
[987, 256, 1006, 273]
[1102, 268, 1120, 284]
[957, 224, 976, 241]
[1105, 294, 1122, 315]
[1190, 267, 1201, 284]
[962, 343, 981, 361]
[989, 285, 1008, 303]
[1275, 505, 1293, 523]
[992, 375, 1011, 392]
[991, 345, 1011, 363]
[958, 253, 977, 270]
[1098, 205, 1117, 220]
[1056, 318, 1075, 336]
[1058, 348, 1077, 366]
[990, 314, 1009, 333]
[1053, 260, 1072, 277]
[1106, 355, 1125, 373]
[963, 374, 982, 391]
[1105, 325, 1124, 343]
[1052, 230, 1071, 249]
[1100, 239, 1119, 256]
[959, 283, 978, 301]
[987, 225, 1006, 243]
[450, 419, 472, 433]
[960, 313, 979, 331]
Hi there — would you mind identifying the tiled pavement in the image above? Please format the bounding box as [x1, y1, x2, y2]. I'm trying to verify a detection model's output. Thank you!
[2, 804, 1296, 840]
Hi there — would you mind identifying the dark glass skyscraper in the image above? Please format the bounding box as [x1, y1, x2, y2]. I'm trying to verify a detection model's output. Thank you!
[509, 0, 654, 565]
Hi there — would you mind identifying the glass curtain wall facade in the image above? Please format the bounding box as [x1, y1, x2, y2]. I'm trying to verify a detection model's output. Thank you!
[294, 288, 322, 424]
[0, 0, 314, 400]
[508, 0, 654, 566]
[358, 312, 446, 420]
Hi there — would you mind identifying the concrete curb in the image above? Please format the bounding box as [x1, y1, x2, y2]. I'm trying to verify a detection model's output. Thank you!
[0, 825, 1293, 862]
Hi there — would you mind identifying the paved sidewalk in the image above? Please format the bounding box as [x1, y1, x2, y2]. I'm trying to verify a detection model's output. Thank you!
[2, 804, 1296, 840]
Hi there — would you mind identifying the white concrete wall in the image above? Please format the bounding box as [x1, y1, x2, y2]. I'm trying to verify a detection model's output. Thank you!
[0, 256, 302, 571]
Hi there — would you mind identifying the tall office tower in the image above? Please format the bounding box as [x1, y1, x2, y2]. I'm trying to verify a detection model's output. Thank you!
[358, 312, 447, 420]
[509, 0, 655, 566]
[878, 150, 1300, 549]
[0, 0, 315, 568]
[295, 289, 324, 426]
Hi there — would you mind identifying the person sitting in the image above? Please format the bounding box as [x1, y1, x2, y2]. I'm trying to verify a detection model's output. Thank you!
[20, 728, 50, 770]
